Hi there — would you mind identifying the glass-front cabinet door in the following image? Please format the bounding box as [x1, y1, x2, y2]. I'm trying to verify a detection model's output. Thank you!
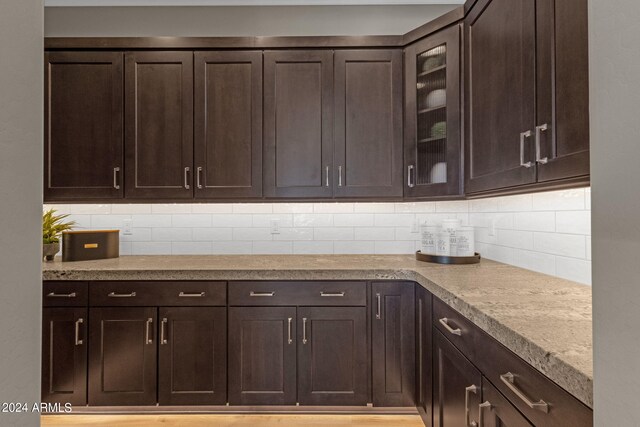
[404, 24, 462, 198]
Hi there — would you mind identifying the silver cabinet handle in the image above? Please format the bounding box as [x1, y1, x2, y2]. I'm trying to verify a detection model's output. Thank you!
[179, 291, 205, 297]
[500, 372, 549, 413]
[465, 385, 479, 427]
[184, 167, 191, 190]
[408, 165, 415, 188]
[439, 317, 462, 336]
[75, 318, 84, 346]
[320, 292, 345, 297]
[47, 292, 76, 298]
[160, 318, 168, 345]
[535, 124, 549, 164]
[108, 292, 136, 298]
[196, 166, 204, 189]
[478, 401, 492, 427]
[338, 165, 343, 187]
[302, 317, 308, 344]
[113, 167, 121, 189]
[145, 318, 153, 345]
[519, 131, 533, 168]
[376, 293, 381, 320]
[250, 291, 275, 297]
[325, 166, 330, 187]
[287, 317, 293, 345]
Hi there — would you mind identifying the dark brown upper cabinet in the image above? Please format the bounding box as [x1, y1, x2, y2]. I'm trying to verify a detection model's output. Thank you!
[44, 52, 124, 201]
[465, 0, 589, 195]
[372, 282, 415, 407]
[194, 51, 263, 199]
[124, 51, 194, 199]
[535, 0, 590, 183]
[405, 25, 462, 198]
[334, 50, 403, 198]
[263, 50, 334, 198]
[297, 306, 369, 406]
[158, 307, 227, 405]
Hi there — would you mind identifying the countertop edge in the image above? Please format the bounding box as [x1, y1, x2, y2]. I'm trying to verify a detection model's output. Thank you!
[42, 266, 593, 408]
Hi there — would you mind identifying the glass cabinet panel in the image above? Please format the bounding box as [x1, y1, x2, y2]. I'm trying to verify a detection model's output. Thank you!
[404, 25, 461, 198]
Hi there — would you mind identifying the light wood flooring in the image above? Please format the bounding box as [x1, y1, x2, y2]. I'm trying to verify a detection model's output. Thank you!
[42, 414, 424, 427]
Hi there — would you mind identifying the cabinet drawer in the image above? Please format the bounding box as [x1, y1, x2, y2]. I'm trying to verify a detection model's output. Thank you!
[433, 297, 480, 365]
[43, 281, 88, 307]
[477, 327, 593, 426]
[89, 281, 226, 306]
[228, 281, 366, 306]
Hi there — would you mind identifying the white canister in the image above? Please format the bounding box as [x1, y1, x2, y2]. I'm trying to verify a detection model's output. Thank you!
[420, 224, 438, 255]
[435, 231, 451, 256]
[455, 226, 475, 257]
[441, 218, 461, 233]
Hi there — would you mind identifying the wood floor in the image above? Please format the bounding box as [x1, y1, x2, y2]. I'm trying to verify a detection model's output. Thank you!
[41, 414, 424, 427]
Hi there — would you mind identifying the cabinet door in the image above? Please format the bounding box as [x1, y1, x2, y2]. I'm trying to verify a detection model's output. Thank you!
[433, 330, 482, 427]
[372, 282, 415, 407]
[535, 0, 590, 182]
[405, 25, 462, 198]
[480, 379, 533, 427]
[298, 307, 369, 406]
[334, 50, 403, 198]
[44, 52, 123, 201]
[228, 307, 297, 405]
[465, 0, 537, 194]
[124, 51, 193, 199]
[158, 307, 227, 405]
[88, 307, 157, 405]
[415, 286, 433, 425]
[264, 51, 334, 198]
[42, 308, 87, 405]
[194, 51, 263, 199]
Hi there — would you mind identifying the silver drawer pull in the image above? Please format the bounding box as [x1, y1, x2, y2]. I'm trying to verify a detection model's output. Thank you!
[465, 385, 479, 427]
[47, 292, 76, 298]
[376, 293, 381, 319]
[250, 291, 275, 297]
[145, 318, 153, 345]
[160, 318, 168, 345]
[478, 401, 492, 427]
[75, 318, 84, 346]
[287, 317, 293, 345]
[179, 292, 205, 297]
[320, 292, 345, 297]
[108, 292, 136, 298]
[439, 317, 462, 336]
[500, 372, 549, 413]
[302, 317, 308, 344]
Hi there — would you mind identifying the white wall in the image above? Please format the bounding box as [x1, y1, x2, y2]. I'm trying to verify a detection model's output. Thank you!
[591, 0, 640, 425]
[46, 188, 592, 285]
[44, 4, 458, 37]
[0, 1, 43, 426]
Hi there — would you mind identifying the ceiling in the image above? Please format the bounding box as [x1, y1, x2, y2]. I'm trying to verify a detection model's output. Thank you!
[46, 0, 464, 6]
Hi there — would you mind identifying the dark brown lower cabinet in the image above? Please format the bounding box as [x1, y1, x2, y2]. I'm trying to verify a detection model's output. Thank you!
[158, 307, 227, 405]
[415, 286, 433, 425]
[433, 330, 482, 427]
[372, 282, 415, 407]
[298, 307, 368, 406]
[88, 307, 157, 406]
[228, 307, 297, 405]
[480, 379, 533, 427]
[42, 308, 87, 405]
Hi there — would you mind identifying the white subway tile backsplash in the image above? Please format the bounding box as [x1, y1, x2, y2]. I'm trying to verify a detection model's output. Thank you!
[66, 214, 92, 230]
[293, 241, 333, 254]
[514, 212, 555, 232]
[48, 188, 591, 285]
[556, 211, 591, 235]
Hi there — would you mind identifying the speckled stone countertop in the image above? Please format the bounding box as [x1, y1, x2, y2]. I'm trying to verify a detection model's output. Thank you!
[43, 255, 593, 408]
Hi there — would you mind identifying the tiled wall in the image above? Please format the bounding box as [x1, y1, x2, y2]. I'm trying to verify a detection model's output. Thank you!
[44, 188, 591, 285]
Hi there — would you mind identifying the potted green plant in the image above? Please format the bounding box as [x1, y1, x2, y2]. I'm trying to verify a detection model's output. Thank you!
[42, 209, 75, 261]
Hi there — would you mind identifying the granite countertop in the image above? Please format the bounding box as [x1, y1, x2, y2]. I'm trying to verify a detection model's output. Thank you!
[43, 255, 593, 408]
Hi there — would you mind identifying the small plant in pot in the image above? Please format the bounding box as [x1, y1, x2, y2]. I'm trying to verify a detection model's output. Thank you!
[43, 209, 75, 261]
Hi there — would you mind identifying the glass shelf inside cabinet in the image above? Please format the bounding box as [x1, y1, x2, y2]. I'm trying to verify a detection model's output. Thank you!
[416, 44, 447, 185]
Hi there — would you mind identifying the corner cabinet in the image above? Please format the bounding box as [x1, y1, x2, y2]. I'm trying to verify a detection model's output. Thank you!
[465, 0, 589, 195]
[404, 25, 462, 198]
[44, 52, 124, 201]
